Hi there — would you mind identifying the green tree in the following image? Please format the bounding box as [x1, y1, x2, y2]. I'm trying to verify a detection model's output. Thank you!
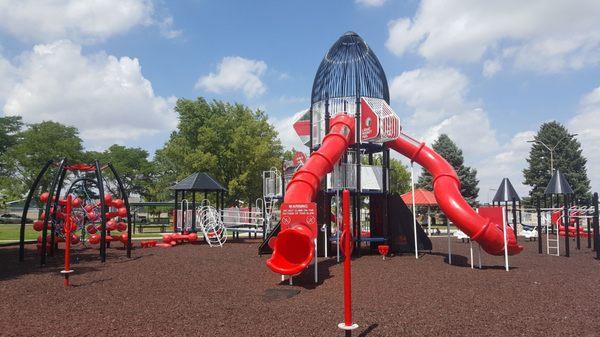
[87, 145, 155, 199]
[417, 134, 479, 206]
[154, 98, 283, 205]
[2, 121, 84, 198]
[523, 121, 590, 200]
[389, 158, 411, 195]
[0, 116, 23, 156]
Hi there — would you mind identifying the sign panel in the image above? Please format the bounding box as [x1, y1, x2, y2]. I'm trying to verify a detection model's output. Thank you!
[360, 98, 379, 141]
[280, 202, 317, 239]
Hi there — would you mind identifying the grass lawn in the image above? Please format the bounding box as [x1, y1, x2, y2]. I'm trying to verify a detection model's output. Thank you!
[0, 223, 166, 243]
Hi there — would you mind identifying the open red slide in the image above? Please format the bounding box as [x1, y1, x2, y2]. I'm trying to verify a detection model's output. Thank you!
[386, 133, 523, 256]
[266, 114, 356, 275]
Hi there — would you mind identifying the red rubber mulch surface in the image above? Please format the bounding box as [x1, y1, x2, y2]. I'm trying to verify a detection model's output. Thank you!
[1, 237, 600, 336]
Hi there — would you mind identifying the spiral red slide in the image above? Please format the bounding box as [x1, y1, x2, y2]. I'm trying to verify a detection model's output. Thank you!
[386, 133, 523, 256]
[266, 114, 356, 275]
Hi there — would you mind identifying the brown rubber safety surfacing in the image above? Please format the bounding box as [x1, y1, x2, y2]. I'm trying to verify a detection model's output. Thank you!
[1, 236, 600, 337]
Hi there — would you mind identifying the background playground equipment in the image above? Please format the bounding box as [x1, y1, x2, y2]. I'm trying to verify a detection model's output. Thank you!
[529, 169, 600, 258]
[264, 31, 522, 283]
[169, 171, 273, 247]
[19, 158, 132, 265]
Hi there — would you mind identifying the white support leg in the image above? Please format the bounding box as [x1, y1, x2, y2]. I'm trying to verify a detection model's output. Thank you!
[502, 207, 509, 271]
[447, 221, 452, 265]
[411, 162, 418, 259]
[314, 238, 318, 284]
[477, 244, 482, 269]
[469, 239, 474, 269]
[323, 225, 328, 258]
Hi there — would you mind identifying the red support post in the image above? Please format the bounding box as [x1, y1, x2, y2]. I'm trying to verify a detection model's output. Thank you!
[338, 189, 358, 334]
[61, 195, 74, 286]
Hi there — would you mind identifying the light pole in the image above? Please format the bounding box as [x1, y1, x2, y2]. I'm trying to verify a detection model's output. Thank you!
[527, 133, 578, 173]
[487, 188, 497, 205]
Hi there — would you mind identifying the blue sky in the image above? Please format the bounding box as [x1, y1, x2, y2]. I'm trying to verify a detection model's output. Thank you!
[0, 0, 599, 199]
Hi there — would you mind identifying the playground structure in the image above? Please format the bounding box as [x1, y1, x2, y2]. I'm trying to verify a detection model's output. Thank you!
[170, 171, 276, 247]
[18, 159, 132, 266]
[264, 31, 523, 282]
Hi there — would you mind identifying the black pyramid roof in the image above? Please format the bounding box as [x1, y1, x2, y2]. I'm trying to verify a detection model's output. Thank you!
[171, 172, 226, 192]
[492, 178, 521, 202]
[544, 169, 573, 195]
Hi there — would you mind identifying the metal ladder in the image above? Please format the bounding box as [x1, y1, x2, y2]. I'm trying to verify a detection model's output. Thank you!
[197, 204, 227, 247]
[546, 213, 560, 256]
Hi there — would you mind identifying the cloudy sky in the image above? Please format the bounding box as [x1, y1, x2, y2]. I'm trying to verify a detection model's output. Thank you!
[0, 0, 599, 200]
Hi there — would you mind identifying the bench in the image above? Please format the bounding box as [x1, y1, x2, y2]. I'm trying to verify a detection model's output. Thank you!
[136, 222, 170, 233]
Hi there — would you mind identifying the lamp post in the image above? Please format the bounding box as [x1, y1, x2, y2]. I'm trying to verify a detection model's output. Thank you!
[527, 133, 577, 173]
[487, 188, 497, 205]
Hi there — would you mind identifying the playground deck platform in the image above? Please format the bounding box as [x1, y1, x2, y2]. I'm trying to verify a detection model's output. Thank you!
[1, 237, 599, 336]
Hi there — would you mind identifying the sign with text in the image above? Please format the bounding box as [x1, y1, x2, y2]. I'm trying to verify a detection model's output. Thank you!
[280, 202, 317, 239]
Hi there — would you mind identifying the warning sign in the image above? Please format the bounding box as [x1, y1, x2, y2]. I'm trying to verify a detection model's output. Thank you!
[280, 202, 317, 239]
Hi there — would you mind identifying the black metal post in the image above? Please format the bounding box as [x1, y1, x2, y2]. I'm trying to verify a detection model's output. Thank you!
[19, 160, 53, 261]
[192, 191, 196, 232]
[174, 190, 178, 232]
[382, 144, 389, 244]
[511, 197, 518, 237]
[95, 160, 108, 262]
[563, 194, 570, 257]
[108, 163, 133, 258]
[537, 197, 542, 254]
[309, 107, 313, 154]
[49, 167, 68, 256]
[40, 159, 66, 266]
[551, 194, 556, 234]
[575, 216, 581, 250]
[587, 217, 592, 249]
[354, 89, 361, 256]
[324, 92, 330, 134]
[593, 192, 599, 259]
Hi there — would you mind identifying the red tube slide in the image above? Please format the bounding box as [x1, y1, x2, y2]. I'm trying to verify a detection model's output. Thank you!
[386, 133, 523, 256]
[266, 114, 356, 275]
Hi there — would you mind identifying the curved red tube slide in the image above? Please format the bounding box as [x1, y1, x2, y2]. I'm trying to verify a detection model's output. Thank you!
[266, 114, 356, 275]
[386, 133, 523, 256]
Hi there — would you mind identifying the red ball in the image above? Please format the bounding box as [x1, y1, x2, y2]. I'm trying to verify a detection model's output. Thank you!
[117, 222, 127, 231]
[106, 220, 117, 231]
[104, 194, 113, 205]
[117, 207, 127, 218]
[72, 198, 82, 207]
[33, 220, 44, 231]
[84, 204, 94, 212]
[119, 233, 128, 243]
[71, 234, 80, 244]
[88, 234, 101, 245]
[112, 199, 124, 208]
[162, 235, 172, 243]
[87, 212, 97, 221]
[40, 192, 49, 203]
[86, 224, 97, 234]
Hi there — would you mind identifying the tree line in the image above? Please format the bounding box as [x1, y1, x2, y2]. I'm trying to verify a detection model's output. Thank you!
[0, 98, 591, 206]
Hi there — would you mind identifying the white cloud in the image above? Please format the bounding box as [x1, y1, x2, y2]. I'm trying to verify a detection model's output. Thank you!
[389, 66, 539, 200]
[2, 40, 176, 148]
[269, 109, 307, 151]
[386, 0, 600, 73]
[390, 67, 469, 127]
[482, 59, 502, 78]
[0, 0, 181, 44]
[158, 16, 182, 39]
[476, 131, 536, 201]
[196, 56, 267, 98]
[355, 0, 387, 7]
[569, 86, 600, 192]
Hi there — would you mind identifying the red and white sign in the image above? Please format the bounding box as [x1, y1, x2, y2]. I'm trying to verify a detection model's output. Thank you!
[292, 151, 307, 166]
[280, 202, 317, 239]
[360, 98, 379, 141]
